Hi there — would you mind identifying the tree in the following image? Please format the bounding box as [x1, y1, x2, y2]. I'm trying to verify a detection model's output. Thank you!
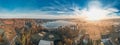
[56, 25, 80, 45]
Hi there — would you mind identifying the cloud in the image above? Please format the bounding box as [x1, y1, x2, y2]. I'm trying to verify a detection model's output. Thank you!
[0, 0, 119, 20]
[72, 0, 120, 20]
[0, 10, 77, 19]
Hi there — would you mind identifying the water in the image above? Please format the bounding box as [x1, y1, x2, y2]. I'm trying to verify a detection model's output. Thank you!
[42, 20, 76, 29]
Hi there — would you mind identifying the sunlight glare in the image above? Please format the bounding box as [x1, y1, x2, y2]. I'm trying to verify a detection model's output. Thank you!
[79, 1, 111, 21]
[85, 8, 106, 21]
[85, 1, 105, 21]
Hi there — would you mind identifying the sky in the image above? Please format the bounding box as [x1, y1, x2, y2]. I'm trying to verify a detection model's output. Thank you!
[0, 0, 120, 19]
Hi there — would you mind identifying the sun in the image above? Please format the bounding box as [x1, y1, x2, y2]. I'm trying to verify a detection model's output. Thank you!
[73, 0, 118, 21]
[79, 7, 107, 21]
[85, 8, 106, 21]
[80, 1, 108, 21]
